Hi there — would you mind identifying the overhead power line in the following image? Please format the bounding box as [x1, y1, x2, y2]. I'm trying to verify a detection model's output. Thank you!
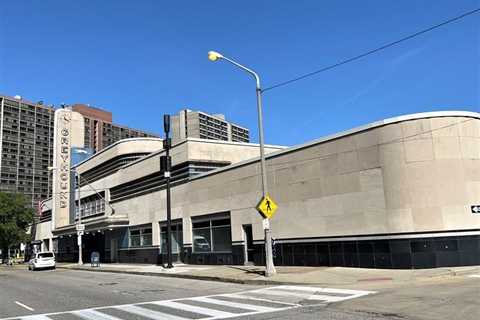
[262, 7, 480, 92]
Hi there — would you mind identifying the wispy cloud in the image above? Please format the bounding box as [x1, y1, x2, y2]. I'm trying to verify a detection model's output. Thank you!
[336, 45, 427, 109]
[287, 46, 427, 141]
[391, 46, 426, 66]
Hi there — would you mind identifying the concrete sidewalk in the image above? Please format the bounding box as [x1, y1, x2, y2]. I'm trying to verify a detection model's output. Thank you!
[55, 262, 480, 286]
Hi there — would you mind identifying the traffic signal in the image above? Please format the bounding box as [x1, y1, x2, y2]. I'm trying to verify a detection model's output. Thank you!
[163, 114, 170, 134]
[160, 155, 171, 172]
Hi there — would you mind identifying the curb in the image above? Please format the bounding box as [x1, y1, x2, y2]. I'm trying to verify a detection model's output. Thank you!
[55, 265, 477, 286]
[56, 266, 333, 286]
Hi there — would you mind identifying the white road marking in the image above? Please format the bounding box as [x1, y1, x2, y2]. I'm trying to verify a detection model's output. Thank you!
[3, 285, 375, 320]
[116, 305, 188, 320]
[249, 286, 375, 302]
[74, 309, 122, 320]
[15, 301, 34, 311]
[468, 275, 480, 278]
[267, 285, 376, 301]
[225, 293, 300, 306]
[190, 296, 277, 312]
[155, 300, 236, 318]
[278, 285, 375, 295]
[19, 316, 50, 320]
[247, 288, 318, 300]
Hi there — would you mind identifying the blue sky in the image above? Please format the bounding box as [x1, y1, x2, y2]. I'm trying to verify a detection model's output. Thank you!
[1, 1, 478, 146]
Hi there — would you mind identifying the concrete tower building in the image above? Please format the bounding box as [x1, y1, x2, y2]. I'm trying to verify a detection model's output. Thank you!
[0, 95, 55, 206]
[71, 104, 158, 154]
[171, 109, 249, 144]
[0, 94, 160, 207]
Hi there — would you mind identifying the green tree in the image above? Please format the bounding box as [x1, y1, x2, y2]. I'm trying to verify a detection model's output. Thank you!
[0, 192, 34, 261]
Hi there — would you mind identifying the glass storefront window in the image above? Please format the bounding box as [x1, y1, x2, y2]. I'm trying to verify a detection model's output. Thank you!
[129, 226, 152, 247]
[212, 226, 232, 252]
[141, 228, 152, 246]
[130, 230, 141, 247]
[192, 215, 231, 253]
[160, 222, 183, 254]
[193, 228, 211, 252]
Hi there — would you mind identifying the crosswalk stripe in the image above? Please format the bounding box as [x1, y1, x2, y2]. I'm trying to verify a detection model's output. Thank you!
[301, 294, 348, 302]
[115, 305, 189, 320]
[20, 316, 52, 320]
[249, 286, 375, 301]
[190, 296, 278, 313]
[73, 309, 123, 320]
[317, 288, 375, 295]
[248, 289, 358, 302]
[4, 285, 374, 320]
[225, 293, 300, 306]
[248, 288, 316, 300]
[155, 301, 236, 318]
[267, 285, 375, 295]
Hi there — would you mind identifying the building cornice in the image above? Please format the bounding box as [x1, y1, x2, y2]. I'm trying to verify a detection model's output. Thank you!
[72, 137, 163, 169]
[0, 94, 55, 111]
[190, 110, 480, 182]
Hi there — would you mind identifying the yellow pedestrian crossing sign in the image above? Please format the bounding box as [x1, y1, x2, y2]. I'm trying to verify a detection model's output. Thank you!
[256, 194, 278, 219]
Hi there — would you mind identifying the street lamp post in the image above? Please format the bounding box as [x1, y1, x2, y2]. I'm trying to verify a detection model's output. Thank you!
[208, 51, 276, 277]
[76, 170, 83, 265]
[162, 114, 174, 269]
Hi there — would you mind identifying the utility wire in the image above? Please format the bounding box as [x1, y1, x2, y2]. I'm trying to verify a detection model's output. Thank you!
[262, 8, 480, 92]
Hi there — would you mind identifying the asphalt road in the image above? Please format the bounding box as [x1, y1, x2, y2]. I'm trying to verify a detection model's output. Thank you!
[2, 266, 479, 320]
[0, 267, 400, 320]
[335, 275, 480, 320]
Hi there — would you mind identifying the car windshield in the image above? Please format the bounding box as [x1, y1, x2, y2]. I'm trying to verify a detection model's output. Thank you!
[38, 253, 54, 258]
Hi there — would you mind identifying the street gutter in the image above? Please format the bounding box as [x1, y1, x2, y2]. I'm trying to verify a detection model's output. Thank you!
[54, 264, 478, 286]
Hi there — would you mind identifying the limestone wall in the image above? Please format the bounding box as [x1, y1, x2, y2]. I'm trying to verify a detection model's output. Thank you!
[111, 114, 480, 246]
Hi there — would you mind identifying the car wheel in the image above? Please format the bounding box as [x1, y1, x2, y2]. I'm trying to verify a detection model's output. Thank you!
[28, 265, 31, 271]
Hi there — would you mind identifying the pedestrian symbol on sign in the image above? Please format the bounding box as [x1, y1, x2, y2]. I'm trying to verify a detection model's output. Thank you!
[256, 195, 278, 219]
[266, 199, 272, 213]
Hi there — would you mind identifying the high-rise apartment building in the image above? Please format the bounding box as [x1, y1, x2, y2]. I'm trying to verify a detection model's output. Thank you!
[0, 95, 55, 206]
[171, 109, 249, 144]
[71, 104, 158, 154]
[0, 94, 159, 206]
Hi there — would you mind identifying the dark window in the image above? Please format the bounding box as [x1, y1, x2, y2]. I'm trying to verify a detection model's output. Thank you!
[129, 227, 152, 248]
[192, 213, 231, 253]
[160, 220, 183, 254]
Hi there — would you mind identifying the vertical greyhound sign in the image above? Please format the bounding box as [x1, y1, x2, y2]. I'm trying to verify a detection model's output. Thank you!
[52, 109, 72, 230]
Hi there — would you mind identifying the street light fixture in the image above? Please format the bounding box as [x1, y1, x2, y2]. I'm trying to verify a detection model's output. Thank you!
[207, 51, 223, 62]
[208, 51, 276, 277]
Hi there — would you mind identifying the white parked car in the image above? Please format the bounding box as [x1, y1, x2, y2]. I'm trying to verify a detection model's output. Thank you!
[29, 252, 56, 271]
[193, 236, 211, 251]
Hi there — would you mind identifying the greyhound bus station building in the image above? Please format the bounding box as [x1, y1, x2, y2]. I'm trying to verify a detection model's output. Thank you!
[34, 111, 480, 269]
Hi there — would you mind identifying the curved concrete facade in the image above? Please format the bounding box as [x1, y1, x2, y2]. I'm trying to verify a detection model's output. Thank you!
[74, 138, 164, 173]
[166, 112, 479, 239]
[36, 111, 480, 268]
[264, 113, 480, 238]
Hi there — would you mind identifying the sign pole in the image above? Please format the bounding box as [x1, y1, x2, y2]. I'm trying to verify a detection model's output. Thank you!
[163, 115, 173, 269]
[256, 86, 276, 277]
[206, 52, 276, 276]
[77, 170, 83, 265]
